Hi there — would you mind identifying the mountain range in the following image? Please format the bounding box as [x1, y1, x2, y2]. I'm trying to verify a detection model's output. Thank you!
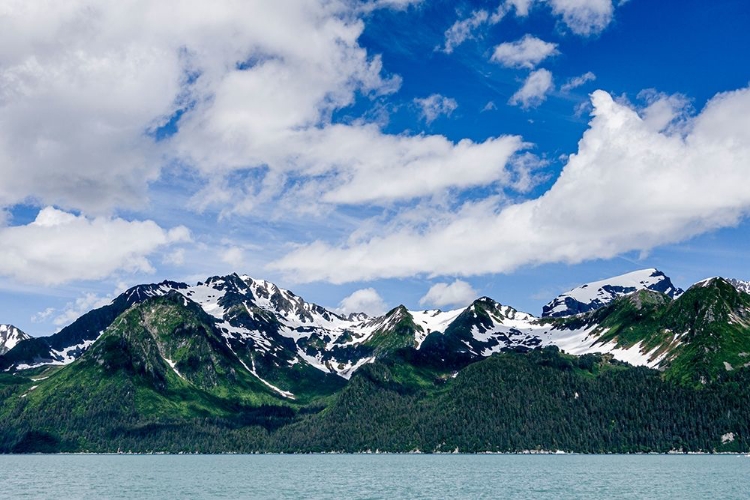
[1, 268, 749, 453]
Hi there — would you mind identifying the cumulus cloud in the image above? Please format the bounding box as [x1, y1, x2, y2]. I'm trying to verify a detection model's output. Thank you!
[561, 71, 596, 92]
[547, 0, 615, 36]
[509, 69, 554, 109]
[637, 89, 692, 134]
[491, 35, 559, 69]
[337, 288, 387, 316]
[270, 85, 750, 283]
[0, 207, 190, 285]
[419, 280, 477, 308]
[0, 2, 183, 213]
[6, 0, 509, 220]
[0, 0, 539, 231]
[414, 94, 459, 123]
[160, 4, 526, 216]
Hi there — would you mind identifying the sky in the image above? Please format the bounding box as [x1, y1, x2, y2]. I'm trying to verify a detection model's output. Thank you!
[1, 0, 750, 336]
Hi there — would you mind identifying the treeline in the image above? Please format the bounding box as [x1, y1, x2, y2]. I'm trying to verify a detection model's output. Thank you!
[1, 348, 749, 453]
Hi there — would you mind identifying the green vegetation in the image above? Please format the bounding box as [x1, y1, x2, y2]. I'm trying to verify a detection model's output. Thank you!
[364, 306, 422, 353]
[270, 347, 750, 453]
[2, 343, 749, 453]
[2, 283, 750, 454]
[579, 279, 750, 385]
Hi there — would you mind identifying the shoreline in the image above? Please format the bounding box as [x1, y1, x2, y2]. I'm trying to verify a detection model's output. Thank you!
[2, 451, 748, 456]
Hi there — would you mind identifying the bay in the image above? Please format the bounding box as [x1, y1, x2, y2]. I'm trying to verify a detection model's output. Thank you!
[0, 454, 748, 499]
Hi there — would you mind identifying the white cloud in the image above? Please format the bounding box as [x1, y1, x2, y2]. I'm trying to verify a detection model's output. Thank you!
[269, 85, 750, 283]
[561, 71, 596, 92]
[419, 280, 477, 308]
[163, 248, 186, 266]
[161, 5, 526, 216]
[482, 101, 498, 112]
[221, 246, 245, 269]
[441, 1, 617, 40]
[507, 0, 536, 16]
[32, 282, 130, 328]
[547, 0, 614, 36]
[31, 307, 55, 324]
[491, 35, 559, 69]
[360, 0, 423, 12]
[50, 292, 115, 327]
[0, 207, 190, 285]
[189, 124, 526, 212]
[574, 99, 593, 117]
[509, 69, 554, 109]
[637, 89, 692, 134]
[442, 10, 491, 54]
[414, 94, 459, 123]
[0, 2, 182, 214]
[0, 1, 407, 217]
[337, 288, 387, 316]
[0, 1, 532, 225]
[440, 1, 523, 54]
[495, 1, 618, 36]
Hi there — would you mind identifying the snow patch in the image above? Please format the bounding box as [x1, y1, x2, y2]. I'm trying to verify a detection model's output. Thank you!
[411, 308, 464, 348]
[164, 357, 185, 380]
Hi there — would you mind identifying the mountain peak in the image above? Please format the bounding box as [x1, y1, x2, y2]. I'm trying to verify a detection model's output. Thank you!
[542, 268, 683, 318]
[690, 277, 724, 289]
[0, 324, 30, 355]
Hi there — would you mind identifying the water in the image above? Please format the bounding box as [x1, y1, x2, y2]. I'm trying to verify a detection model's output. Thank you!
[0, 454, 748, 499]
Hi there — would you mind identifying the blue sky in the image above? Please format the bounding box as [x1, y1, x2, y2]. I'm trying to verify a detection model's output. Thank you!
[1, 0, 750, 336]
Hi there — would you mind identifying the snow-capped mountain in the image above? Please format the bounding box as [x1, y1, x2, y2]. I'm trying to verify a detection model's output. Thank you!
[6, 268, 741, 392]
[542, 268, 683, 318]
[726, 278, 750, 295]
[419, 296, 665, 369]
[2, 272, 675, 383]
[0, 325, 29, 355]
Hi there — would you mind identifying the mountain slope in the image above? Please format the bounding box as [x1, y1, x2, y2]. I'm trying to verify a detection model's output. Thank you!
[566, 278, 750, 384]
[0, 293, 309, 453]
[0, 282, 186, 370]
[272, 348, 750, 453]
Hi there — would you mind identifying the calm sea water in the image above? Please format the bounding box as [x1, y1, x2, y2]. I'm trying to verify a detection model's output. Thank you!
[0, 454, 748, 499]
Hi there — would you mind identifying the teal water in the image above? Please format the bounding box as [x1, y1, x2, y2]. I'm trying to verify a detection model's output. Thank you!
[0, 454, 748, 499]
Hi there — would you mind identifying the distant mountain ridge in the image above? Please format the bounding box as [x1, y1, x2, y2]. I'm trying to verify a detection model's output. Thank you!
[725, 278, 750, 295]
[3, 268, 749, 390]
[542, 268, 683, 318]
